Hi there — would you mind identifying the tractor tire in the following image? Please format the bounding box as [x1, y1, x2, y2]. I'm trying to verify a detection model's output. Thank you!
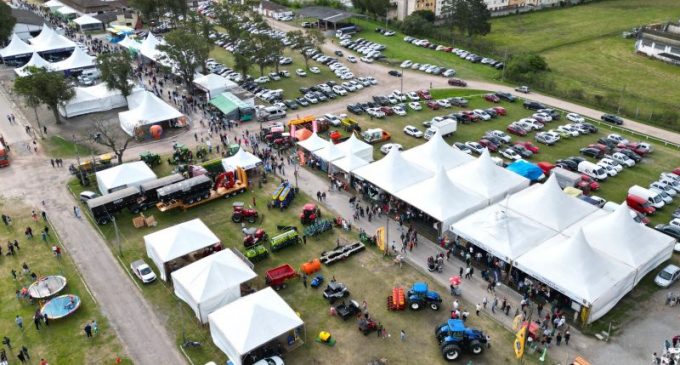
[470, 340, 484, 355]
[232, 216, 242, 223]
[142, 205, 148, 211]
[203, 192, 210, 199]
[344, 291, 350, 297]
[409, 302, 420, 311]
[442, 344, 461, 361]
[187, 197, 195, 204]
[248, 216, 256, 223]
[131, 206, 140, 214]
[430, 302, 440, 311]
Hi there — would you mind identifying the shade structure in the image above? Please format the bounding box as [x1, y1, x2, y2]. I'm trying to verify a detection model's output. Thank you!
[221, 148, 262, 170]
[29, 26, 75, 53]
[402, 131, 472, 172]
[51, 46, 95, 72]
[208, 288, 303, 365]
[396, 167, 485, 231]
[335, 133, 374, 162]
[58, 84, 141, 118]
[14, 52, 52, 77]
[331, 152, 369, 173]
[95, 160, 157, 194]
[505, 174, 597, 231]
[139, 32, 166, 61]
[515, 229, 636, 323]
[193, 73, 238, 99]
[506, 160, 544, 181]
[353, 147, 432, 196]
[313, 141, 345, 162]
[55, 6, 78, 16]
[296, 132, 329, 152]
[583, 204, 675, 284]
[119, 90, 183, 135]
[0, 34, 35, 59]
[117, 35, 141, 50]
[172, 250, 256, 323]
[73, 14, 102, 26]
[448, 149, 530, 204]
[144, 219, 221, 281]
[28, 24, 55, 45]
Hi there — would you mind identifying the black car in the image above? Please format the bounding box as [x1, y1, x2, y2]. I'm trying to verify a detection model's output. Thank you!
[334, 50, 343, 57]
[614, 148, 642, 162]
[296, 97, 310, 107]
[523, 100, 546, 110]
[347, 103, 363, 115]
[283, 99, 299, 110]
[555, 159, 578, 171]
[601, 114, 624, 125]
[484, 108, 498, 118]
[299, 87, 310, 95]
[494, 62, 505, 70]
[484, 136, 504, 146]
[373, 95, 389, 106]
[566, 156, 586, 165]
[597, 138, 618, 149]
[655, 224, 680, 240]
[495, 91, 517, 102]
[512, 145, 533, 158]
[580, 122, 598, 133]
[388, 70, 402, 77]
[580, 147, 604, 158]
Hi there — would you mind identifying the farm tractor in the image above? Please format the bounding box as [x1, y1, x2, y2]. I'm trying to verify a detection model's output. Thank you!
[406, 282, 442, 311]
[358, 317, 378, 335]
[231, 202, 259, 223]
[168, 143, 192, 165]
[139, 151, 161, 167]
[242, 227, 268, 248]
[300, 203, 321, 224]
[435, 319, 488, 362]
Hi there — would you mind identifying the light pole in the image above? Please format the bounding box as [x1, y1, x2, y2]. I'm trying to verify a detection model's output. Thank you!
[400, 66, 404, 96]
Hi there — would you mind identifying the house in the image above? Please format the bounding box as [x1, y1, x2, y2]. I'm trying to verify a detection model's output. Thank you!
[254, 0, 290, 18]
[11, 9, 43, 41]
[396, 0, 435, 20]
[635, 22, 680, 66]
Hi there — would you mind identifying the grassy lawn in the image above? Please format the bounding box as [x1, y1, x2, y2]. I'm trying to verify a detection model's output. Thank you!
[43, 135, 98, 159]
[0, 199, 129, 364]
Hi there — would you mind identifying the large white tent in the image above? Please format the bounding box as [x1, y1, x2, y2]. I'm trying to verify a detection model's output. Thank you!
[51, 46, 95, 72]
[58, 84, 141, 118]
[95, 160, 157, 194]
[583, 204, 675, 284]
[296, 132, 329, 152]
[42, 0, 64, 9]
[331, 152, 369, 173]
[221, 148, 262, 170]
[448, 149, 530, 204]
[14, 52, 52, 77]
[209, 288, 304, 365]
[172, 249, 256, 323]
[0, 34, 35, 60]
[55, 6, 78, 17]
[353, 147, 432, 196]
[515, 229, 636, 323]
[119, 90, 183, 135]
[313, 142, 345, 162]
[396, 168, 485, 232]
[117, 35, 142, 50]
[139, 33, 166, 62]
[73, 15, 103, 31]
[145, 219, 221, 281]
[402, 131, 473, 172]
[29, 26, 75, 53]
[335, 133, 373, 162]
[193, 74, 238, 99]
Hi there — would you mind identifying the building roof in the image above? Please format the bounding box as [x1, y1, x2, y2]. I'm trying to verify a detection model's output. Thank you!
[260, 0, 289, 11]
[295, 6, 359, 23]
[11, 9, 44, 26]
[94, 12, 117, 23]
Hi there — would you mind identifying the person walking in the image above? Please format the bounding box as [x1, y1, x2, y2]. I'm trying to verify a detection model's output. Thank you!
[400, 330, 406, 341]
[491, 296, 498, 314]
[73, 206, 81, 219]
[15, 315, 23, 330]
[464, 266, 471, 279]
[564, 330, 570, 345]
[556, 332, 562, 346]
[17, 351, 25, 363]
[84, 322, 92, 338]
[3, 336, 12, 349]
[91, 320, 98, 335]
[11, 269, 16, 280]
[21, 345, 29, 360]
[475, 303, 481, 316]
[482, 296, 488, 309]
[302, 274, 307, 289]
[33, 314, 42, 331]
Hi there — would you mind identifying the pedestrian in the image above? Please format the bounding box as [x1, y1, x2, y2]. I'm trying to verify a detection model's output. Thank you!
[91, 320, 98, 335]
[3, 336, 11, 349]
[84, 322, 92, 338]
[41, 230, 48, 242]
[452, 300, 459, 311]
[11, 269, 16, 280]
[22, 262, 29, 275]
[556, 332, 562, 346]
[17, 350, 26, 363]
[482, 296, 488, 309]
[653, 353, 661, 364]
[400, 330, 406, 341]
[464, 266, 471, 279]
[459, 266, 463, 277]
[302, 234, 307, 245]
[491, 296, 498, 314]
[42, 312, 49, 327]
[475, 303, 481, 316]
[50, 159, 55, 168]
[21, 345, 29, 360]
[31, 210, 38, 221]
[40, 359, 48, 365]
[564, 330, 570, 345]
[41, 210, 47, 221]
[33, 314, 41, 330]
[501, 297, 507, 311]
[302, 274, 307, 288]
[15, 315, 23, 330]
[74, 206, 81, 219]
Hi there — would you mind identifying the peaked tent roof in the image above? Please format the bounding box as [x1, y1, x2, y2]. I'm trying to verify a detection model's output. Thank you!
[29, 24, 55, 45]
[221, 148, 262, 170]
[331, 152, 369, 173]
[119, 90, 183, 135]
[139, 32, 165, 61]
[117, 35, 141, 49]
[0, 34, 35, 58]
[95, 160, 157, 194]
[209, 287, 303, 365]
[193, 73, 237, 97]
[506, 174, 597, 231]
[52, 46, 95, 71]
[14, 52, 52, 76]
[313, 141, 345, 162]
[353, 147, 433, 195]
[335, 133, 374, 162]
[73, 14, 102, 25]
[402, 131, 473, 171]
[296, 132, 329, 152]
[448, 149, 530, 203]
[30, 28, 76, 52]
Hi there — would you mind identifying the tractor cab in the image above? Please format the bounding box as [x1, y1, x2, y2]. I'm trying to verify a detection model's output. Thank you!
[435, 319, 488, 361]
[406, 282, 442, 311]
[300, 203, 321, 224]
[139, 151, 161, 167]
[231, 202, 259, 223]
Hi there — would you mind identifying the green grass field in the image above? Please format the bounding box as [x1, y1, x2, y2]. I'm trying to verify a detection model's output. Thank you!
[43, 136, 97, 159]
[0, 200, 129, 364]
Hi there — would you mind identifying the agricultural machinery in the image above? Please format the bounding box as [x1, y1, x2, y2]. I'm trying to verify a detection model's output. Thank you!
[271, 182, 296, 209]
[319, 241, 365, 265]
[435, 319, 488, 361]
[231, 202, 259, 223]
[406, 282, 442, 311]
[244, 245, 269, 263]
[269, 229, 300, 252]
[242, 227, 268, 248]
[139, 151, 161, 167]
[334, 300, 360, 320]
[323, 282, 350, 303]
[265, 264, 297, 290]
[310, 275, 324, 288]
[168, 143, 192, 165]
[303, 219, 332, 237]
[300, 203, 321, 224]
[358, 318, 378, 335]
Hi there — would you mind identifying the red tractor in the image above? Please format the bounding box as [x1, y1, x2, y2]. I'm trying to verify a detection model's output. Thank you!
[300, 203, 321, 224]
[242, 227, 268, 248]
[231, 202, 259, 223]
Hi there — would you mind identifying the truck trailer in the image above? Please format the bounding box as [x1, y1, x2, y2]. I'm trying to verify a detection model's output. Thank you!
[156, 167, 248, 212]
[86, 186, 141, 224]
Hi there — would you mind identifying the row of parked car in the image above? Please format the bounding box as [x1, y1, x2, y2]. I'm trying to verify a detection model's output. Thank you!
[339, 37, 386, 62]
[402, 36, 505, 70]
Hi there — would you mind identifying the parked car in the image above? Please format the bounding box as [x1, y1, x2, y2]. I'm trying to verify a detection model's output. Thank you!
[523, 100, 546, 110]
[465, 141, 485, 155]
[511, 144, 533, 158]
[426, 101, 440, 110]
[655, 224, 680, 242]
[453, 142, 473, 154]
[408, 101, 422, 111]
[388, 70, 402, 77]
[478, 138, 498, 152]
[485, 130, 512, 143]
[535, 132, 558, 146]
[556, 125, 579, 137]
[347, 55, 358, 63]
[655, 264, 680, 287]
[609, 152, 635, 167]
[615, 148, 642, 163]
[501, 148, 521, 161]
[404, 125, 423, 138]
[580, 147, 604, 159]
[515, 86, 530, 93]
[519, 141, 539, 153]
[507, 123, 528, 136]
[484, 94, 500, 103]
[448, 78, 467, 87]
[566, 113, 585, 123]
[296, 69, 307, 77]
[449, 97, 468, 107]
[495, 91, 517, 102]
[601, 114, 624, 125]
[380, 143, 403, 154]
[130, 259, 157, 284]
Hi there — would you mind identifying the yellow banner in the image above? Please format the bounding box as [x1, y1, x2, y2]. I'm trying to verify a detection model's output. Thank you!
[512, 314, 523, 331]
[514, 326, 527, 359]
[376, 227, 386, 252]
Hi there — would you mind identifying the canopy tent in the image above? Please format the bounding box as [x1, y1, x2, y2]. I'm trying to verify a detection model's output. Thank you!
[396, 168, 485, 232]
[505, 174, 598, 231]
[221, 148, 262, 170]
[144, 219, 221, 281]
[296, 132, 329, 152]
[448, 149, 530, 204]
[209, 92, 254, 121]
[515, 229, 636, 323]
[313, 142, 345, 162]
[139, 32, 166, 61]
[331, 152, 369, 173]
[194, 74, 238, 99]
[0, 34, 35, 60]
[119, 90, 183, 136]
[95, 160, 157, 195]
[58, 84, 141, 118]
[29, 26, 76, 53]
[209, 288, 304, 365]
[583, 204, 675, 284]
[353, 147, 432, 196]
[28, 25, 55, 45]
[73, 15, 103, 31]
[294, 128, 312, 141]
[172, 249, 256, 323]
[55, 6, 78, 16]
[506, 160, 544, 182]
[117, 35, 141, 50]
[51, 46, 95, 72]
[42, 0, 64, 8]
[402, 131, 472, 172]
[14, 52, 52, 77]
[335, 133, 374, 162]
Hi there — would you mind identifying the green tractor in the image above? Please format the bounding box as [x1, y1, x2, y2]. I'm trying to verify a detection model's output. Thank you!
[168, 143, 192, 165]
[196, 145, 209, 161]
[139, 151, 161, 167]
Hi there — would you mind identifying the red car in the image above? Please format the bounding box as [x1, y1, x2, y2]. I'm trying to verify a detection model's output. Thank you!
[519, 141, 539, 154]
[417, 90, 432, 100]
[461, 110, 479, 122]
[440, 46, 453, 52]
[616, 143, 647, 156]
[478, 138, 498, 152]
[587, 143, 610, 153]
[507, 123, 528, 136]
[484, 93, 500, 103]
[426, 101, 440, 110]
[537, 161, 554, 174]
[674, 167, 680, 176]
[380, 106, 394, 116]
[579, 175, 600, 191]
[448, 78, 467, 87]
[492, 106, 507, 116]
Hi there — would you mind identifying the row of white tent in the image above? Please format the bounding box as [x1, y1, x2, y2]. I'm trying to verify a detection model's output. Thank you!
[119, 90, 184, 136]
[450, 175, 675, 322]
[143, 219, 303, 365]
[297, 131, 374, 172]
[0, 25, 76, 60]
[13, 47, 95, 76]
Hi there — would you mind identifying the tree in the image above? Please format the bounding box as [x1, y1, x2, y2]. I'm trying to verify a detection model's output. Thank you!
[289, 29, 325, 69]
[401, 13, 431, 36]
[233, 53, 251, 79]
[215, 2, 249, 43]
[411, 10, 435, 22]
[0, 1, 16, 45]
[352, 0, 389, 17]
[464, 0, 491, 37]
[97, 51, 135, 98]
[13, 67, 75, 125]
[90, 119, 134, 165]
[129, 0, 159, 21]
[505, 53, 549, 83]
[158, 27, 211, 89]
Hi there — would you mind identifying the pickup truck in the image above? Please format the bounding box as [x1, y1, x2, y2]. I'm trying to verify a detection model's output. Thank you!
[130, 259, 157, 284]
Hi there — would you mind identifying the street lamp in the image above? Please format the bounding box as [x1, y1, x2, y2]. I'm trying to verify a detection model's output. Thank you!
[400, 66, 404, 96]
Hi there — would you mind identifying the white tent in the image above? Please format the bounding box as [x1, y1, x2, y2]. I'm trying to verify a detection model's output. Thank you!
[95, 160, 157, 194]
[117, 35, 141, 50]
[583, 204, 675, 284]
[144, 219, 221, 281]
[193, 74, 238, 99]
[296, 132, 329, 152]
[73, 15, 103, 31]
[55, 6, 78, 16]
[353, 147, 432, 195]
[450, 203, 559, 263]
[221, 148, 262, 170]
[331, 152, 369, 173]
[172, 250, 256, 323]
[42, 0, 64, 8]
[402, 131, 473, 172]
[335, 133, 374, 162]
[396, 167, 485, 231]
[505, 174, 598, 231]
[119, 90, 183, 136]
[51, 46, 95, 72]
[515, 229, 636, 323]
[209, 288, 303, 365]
[14, 52, 52, 76]
[313, 142, 345, 162]
[58, 84, 141, 118]
[28, 25, 54, 45]
[29, 26, 75, 53]
[139, 33, 166, 61]
[448, 149, 530, 204]
[0, 34, 35, 59]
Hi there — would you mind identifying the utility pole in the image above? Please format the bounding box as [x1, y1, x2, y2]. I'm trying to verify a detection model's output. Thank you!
[112, 216, 122, 257]
[73, 134, 85, 185]
[501, 49, 508, 82]
[400, 66, 404, 95]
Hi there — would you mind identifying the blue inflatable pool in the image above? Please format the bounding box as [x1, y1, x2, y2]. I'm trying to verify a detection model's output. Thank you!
[41, 294, 81, 319]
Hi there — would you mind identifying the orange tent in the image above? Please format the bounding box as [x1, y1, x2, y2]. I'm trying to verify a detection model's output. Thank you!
[295, 128, 312, 141]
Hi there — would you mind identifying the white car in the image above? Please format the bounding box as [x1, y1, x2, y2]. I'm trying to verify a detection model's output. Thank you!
[436, 99, 451, 108]
[518, 118, 544, 131]
[350, 80, 364, 90]
[651, 181, 678, 196]
[392, 90, 407, 101]
[655, 264, 680, 288]
[599, 158, 623, 172]
[254, 76, 270, 84]
[342, 82, 356, 92]
[347, 56, 358, 63]
[597, 162, 618, 177]
[366, 76, 378, 85]
[339, 73, 354, 80]
[556, 125, 579, 137]
[442, 69, 456, 77]
[544, 130, 562, 141]
[651, 187, 673, 204]
[671, 219, 680, 228]
[387, 95, 398, 104]
[404, 125, 423, 138]
[332, 85, 347, 95]
[486, 130, 511, 143]
[279, 57, 292, 65]
[535, 132, 558, 145]
[130, 259, 157, 284]
[465, 141, 485, 155]
[380, 143, 403, 154]
[79, 190, 100, 202]
[408, 102, 422, 111]
[295, 69, 307, 77]
[309, 66, 321, 74]
[407, 91, 420, 101]
[532, 112, 552, 123]
[501, 148, 521, 161]
[360, 56, 373, 63]
[566, 113, 585, 123]
[610, 152, 635, 167]
[367, 108, 386, 118]
[392, 105, 407, 116]
[473, 109, 491, 121]
[607, 133, 629, 144]
[400, 60, 413, 68]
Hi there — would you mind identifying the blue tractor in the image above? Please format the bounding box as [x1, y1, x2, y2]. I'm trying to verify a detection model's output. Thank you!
[406, 282, 442, 311]
[435, 319, 488, 361]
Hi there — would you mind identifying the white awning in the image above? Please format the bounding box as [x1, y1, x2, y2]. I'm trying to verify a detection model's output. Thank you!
[14, 52, 52, 77]
[51, 47, 95, 71]
[353, 147, 432, 196]
[335, 133, 374, 162]
[296, 132, 329, 152]
[95, 160, 157, 194]
[402, 131, 472, 172]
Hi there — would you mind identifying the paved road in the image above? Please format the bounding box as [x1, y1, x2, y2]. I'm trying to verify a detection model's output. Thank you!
[0, 89, 185, 365]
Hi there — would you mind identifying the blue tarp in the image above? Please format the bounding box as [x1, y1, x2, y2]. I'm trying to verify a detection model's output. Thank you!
[507, 160, 544, 181]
